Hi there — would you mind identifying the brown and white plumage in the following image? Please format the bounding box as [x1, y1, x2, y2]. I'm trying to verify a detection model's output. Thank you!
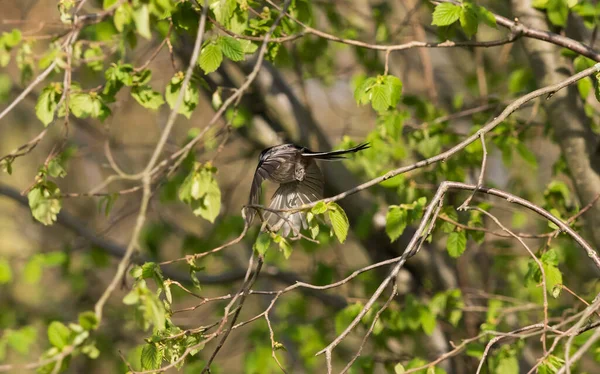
[246, 143, 369, 237]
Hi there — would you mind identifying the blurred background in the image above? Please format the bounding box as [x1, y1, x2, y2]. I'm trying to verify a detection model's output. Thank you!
[2, 0, 600, 373]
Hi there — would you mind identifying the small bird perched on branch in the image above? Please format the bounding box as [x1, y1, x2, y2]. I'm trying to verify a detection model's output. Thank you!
[246, 142, 370, 237]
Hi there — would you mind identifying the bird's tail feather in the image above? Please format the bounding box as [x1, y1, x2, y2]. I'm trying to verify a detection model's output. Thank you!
[301, 142, 370, 160]
[265, 162, 323, 237]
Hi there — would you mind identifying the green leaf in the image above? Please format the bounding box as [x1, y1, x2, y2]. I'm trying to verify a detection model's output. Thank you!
[218, 36, 245, 62]
[141, 344, 162, 370]
[538, 355, 565, 374]
[495, 349, 519, 374]
[28, 183, 62, 226]
[78, 311, 99, 331]
[35, 84, 61, 126]
[5, 326, 37, 355]
[253, 232, 271, 256]
[353, 75, 375, 105]
[477, 5, 497, 28]
[70, 92, 111, 120]
[69, 92, 93, 117]
[180, 164, 222, 223]
[2, 29, 22, 48]
[385, 75, 403, 107]
[23, 256, 42, 284]
[420, 307, 436, 335]
[386, 206, 407, 242]
[328, 203, 349, 243]
[113, 3, 133, 31]
[577, 77, 592, 99]
[547, 0, 569, 26]
[394, 363, 406, 374]
[370, 83, 391, 112]
[447, 230, 467, 258]
[0, 258, 12, 284]
[47, 321, 71, 349]
[273, 234, 293, 259]
[431, 3, 462, 26]
[311, 201, 328, 215]
[199, 42, 223, 74]
[165, 72, 200, 119]
[211, 0, 237, 27]
[460, 4, 479, 38]
[133, 4, 151, 39]
[131, 85, 165, 110]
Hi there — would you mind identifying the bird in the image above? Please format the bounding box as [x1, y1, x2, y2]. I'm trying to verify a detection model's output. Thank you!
[246, 142, 370, 237]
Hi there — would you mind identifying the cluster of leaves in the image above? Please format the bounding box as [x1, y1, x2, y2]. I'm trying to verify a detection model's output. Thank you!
[121, 262, 206, 371]
[178, 162, 222, 223]
[431, 1, 496, 38]
[354, 74, 403, 113]
[37, 312, 100, 374]
[534, 0, 580, 27]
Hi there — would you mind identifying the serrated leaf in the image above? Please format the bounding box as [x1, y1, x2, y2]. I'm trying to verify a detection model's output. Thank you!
[199, 42, 223, 74]
[385, 75, 403, 107]
[47, 321, 71, 349]
[447, 231, 467, 258]
[141, 344, 162, 370]
[431, 3, 462, 26]
[370, 83, 391, 112]
[328, 203, 349, 243]
[218, 36, 245, 62]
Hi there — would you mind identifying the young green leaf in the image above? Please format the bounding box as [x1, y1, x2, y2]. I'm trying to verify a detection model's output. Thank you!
[386, 206, 407, 242]
[141, 344, 163, 370]
[199, 42, 223, 74]
[165, 71, 200, 119]
[47, 321, 71, 349]
[253, 232, 272, 256]
[547, 0, 569, 26]
[218, 36, 245, 62]
[179, 163, 222, 223]
[460, 4, 479, 38]
[447, 230, 467, 258]
[28, 182, 62, 226]
[370, 83, 391, 113]
[35, 84, 62, 126]
[328, 202, 349, 243]
[133, 4, 151, 39]
[78, 311, 99, 331]
[131, 85, 165, 110]
[431, 3, 462, 27]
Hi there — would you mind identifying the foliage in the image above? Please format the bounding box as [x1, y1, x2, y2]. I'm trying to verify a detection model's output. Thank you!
[1, 0, 600, 373]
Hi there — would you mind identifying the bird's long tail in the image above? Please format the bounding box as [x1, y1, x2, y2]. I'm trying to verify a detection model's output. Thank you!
[301, 142, 370, 160]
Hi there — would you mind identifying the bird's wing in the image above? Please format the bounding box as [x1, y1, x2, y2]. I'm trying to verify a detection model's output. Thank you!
[247, 146, 298, 222]
[265, 161, 324, 237]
